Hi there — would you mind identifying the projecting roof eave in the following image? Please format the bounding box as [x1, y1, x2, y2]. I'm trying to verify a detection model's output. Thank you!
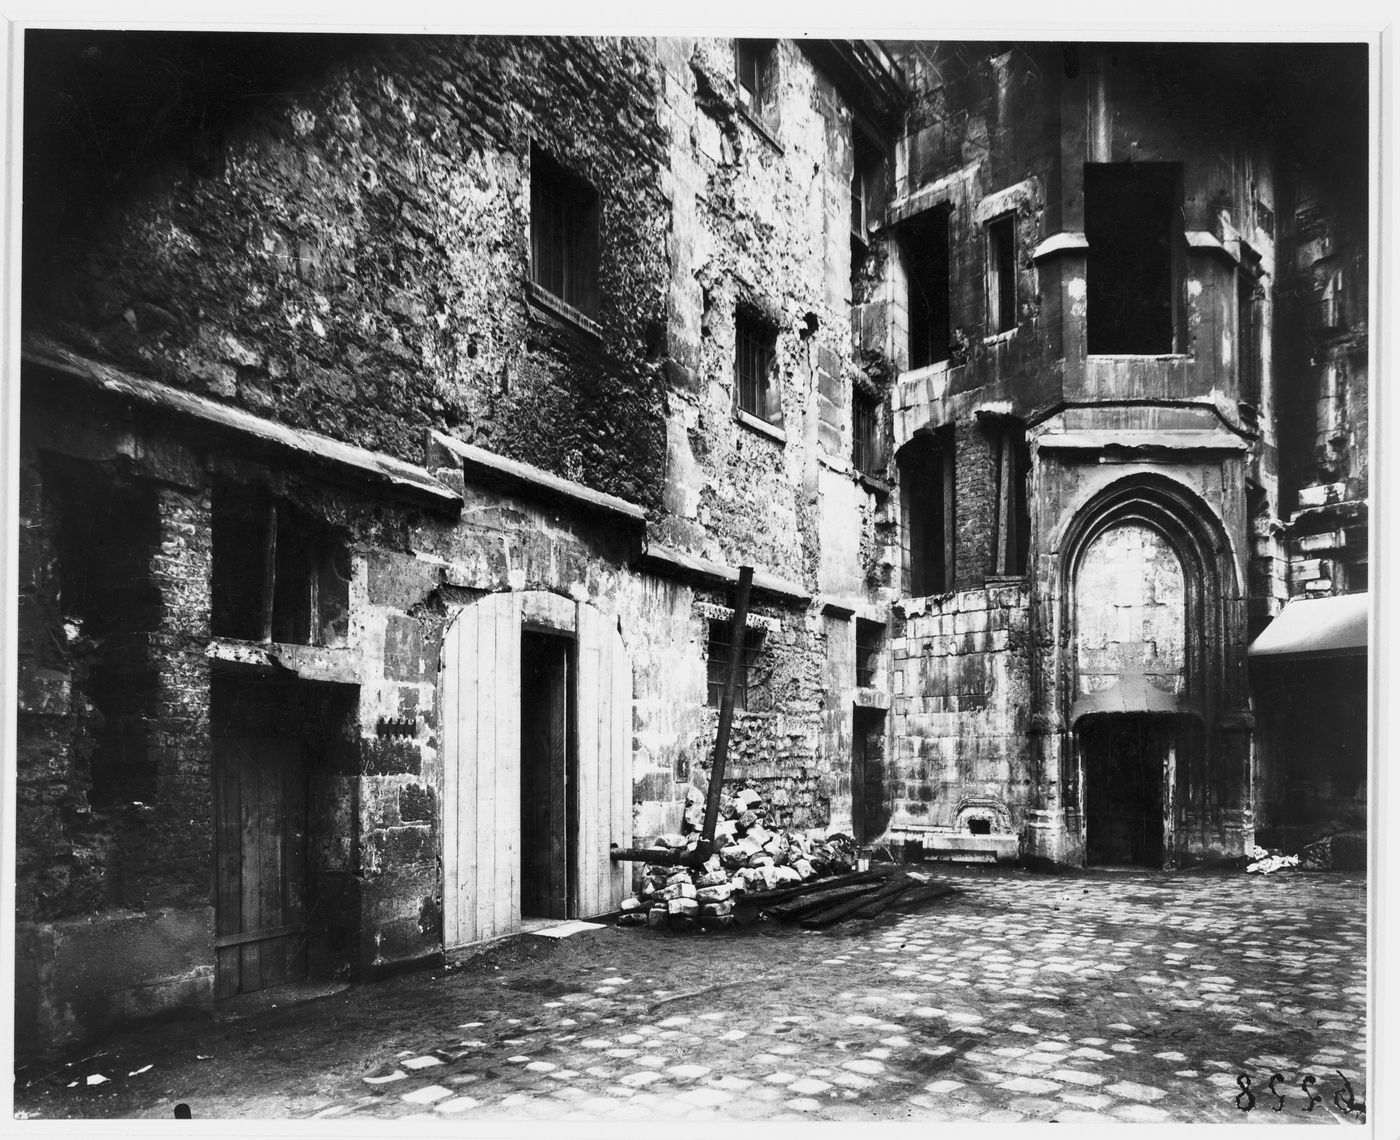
[1248, 592, 1369, 662]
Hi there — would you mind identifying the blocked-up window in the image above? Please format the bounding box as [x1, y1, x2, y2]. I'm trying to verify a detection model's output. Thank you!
[855, 618, 884, 687]
[211, 486, 350, 647]
[990, 424, 1031, 576]
[706, 620, 767, 711]
[735, 308, 780, 424]
[985, 213, 1017, 334]
[530, 145, 600, 318]
[1085, 163, 1182, 354]
[852, 388, 882, 476]
[899, 206, 952, 370]
[898, 429, 955, 596]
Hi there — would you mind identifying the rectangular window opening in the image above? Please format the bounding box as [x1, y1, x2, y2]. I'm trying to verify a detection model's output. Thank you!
[1084, 162, 1182, 354]
[898, 428, 955, 595]
[706, 619, 766, 711]
[530, 144, 600, 319]
[211, 486, 350, 648]
[855, 618, 884, 688]
[852, 388, 882, 476]
[735, 308, 779, 424]
[986, 213, 1017, 334]
[735, 39, 775, 119]
[899, 207, 952, 370]
[991, 424, 1031, 577]
[1238, 242, 1264, 410]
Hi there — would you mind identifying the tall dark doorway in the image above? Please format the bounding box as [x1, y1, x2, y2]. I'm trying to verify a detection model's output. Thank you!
[213, 735, 309, 997]
[851, 706, 889, 844]
[1081, 715, 1170, 866]
[520, 631, 576, 919]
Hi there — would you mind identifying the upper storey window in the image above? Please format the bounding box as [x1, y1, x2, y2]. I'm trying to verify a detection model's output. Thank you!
[1084, 163, 1182, 354]
[735, 307, 781, 426]
[985, 213, 1017, 334]
[899, 205, 952, 370]
[735, 39, 776, 121]
[530, 145, 600, 320]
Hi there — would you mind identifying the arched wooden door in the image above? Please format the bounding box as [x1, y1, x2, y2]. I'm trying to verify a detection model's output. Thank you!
[439, 591, 631, 949]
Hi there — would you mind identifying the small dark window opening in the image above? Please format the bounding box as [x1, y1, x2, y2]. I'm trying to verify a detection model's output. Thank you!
[1084, 163, 1182, 354]
[900, 207, 952, 370]
[735, 39, 775, 119]
[735, 308, 780, 424]
[986, 213, 1017, 334]
[851, 132, 882, 249]
[967, 818, 992, 835]
[706, 619, 766, 711]
[46, 457, 163, 808]
[211, 486, 350, 647]
[1238, 243, 1264, 410]
[991, 424, 1031, 576]
[852, 389, 882, 476]
[855, 618, 884, 688]
[898, 429, 955, 596]
[530, 145, 600, 318]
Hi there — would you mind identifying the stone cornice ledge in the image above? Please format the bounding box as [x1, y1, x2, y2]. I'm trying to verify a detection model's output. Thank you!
[638, 540, 811, 605]
[23, 335, 462, 512]
[428, 429, 647, 524]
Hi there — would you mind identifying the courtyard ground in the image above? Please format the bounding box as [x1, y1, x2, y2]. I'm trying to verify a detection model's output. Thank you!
[12, 863, 1368, 1125]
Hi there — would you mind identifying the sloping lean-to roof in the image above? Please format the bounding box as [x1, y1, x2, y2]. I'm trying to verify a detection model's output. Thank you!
[1248, 592, 1369, 662]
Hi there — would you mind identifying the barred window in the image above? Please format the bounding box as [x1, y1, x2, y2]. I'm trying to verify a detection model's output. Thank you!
[735, 310, 778, 423]
[735, 39, 775, 119]
[706, 620, 766, 711]
[853, 389, 882, 475]
[530, 145, 600, 318]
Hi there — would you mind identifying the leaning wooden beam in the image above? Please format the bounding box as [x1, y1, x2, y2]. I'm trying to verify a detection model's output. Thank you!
[695, 566, 754, 863]
[608, 847, 691, 865]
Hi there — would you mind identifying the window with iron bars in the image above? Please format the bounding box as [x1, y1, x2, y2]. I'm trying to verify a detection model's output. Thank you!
[735, 39, 775, 120]
[735, 310, 778, 423]
[530, 145, 600, 319]
[853, 389, 882, 476]
[706, 620, 767, 711]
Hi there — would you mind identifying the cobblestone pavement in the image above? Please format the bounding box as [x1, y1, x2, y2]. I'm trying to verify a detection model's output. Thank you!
[15, 866, 1368, 1124]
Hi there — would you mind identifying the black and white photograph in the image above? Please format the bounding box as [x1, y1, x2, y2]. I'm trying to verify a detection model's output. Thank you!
[2, 4, 1387, 1130]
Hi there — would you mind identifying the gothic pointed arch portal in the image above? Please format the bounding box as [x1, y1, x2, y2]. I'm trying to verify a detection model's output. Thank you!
[438, 591, 632, 950]
[1053, 474, 1248, 867]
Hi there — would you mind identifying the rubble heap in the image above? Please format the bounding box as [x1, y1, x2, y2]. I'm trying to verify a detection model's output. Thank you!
[617, 785, 860, 931]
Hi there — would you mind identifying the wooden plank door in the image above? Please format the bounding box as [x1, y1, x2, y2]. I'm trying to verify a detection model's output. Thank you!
[575, 602, 632, 918]
[440, 592, 522, 949]
[213, 736, 309, 998]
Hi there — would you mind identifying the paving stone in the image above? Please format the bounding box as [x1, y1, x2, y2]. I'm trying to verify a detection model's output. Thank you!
[1046, 1068, 1108, 1087]
[1107, 1080, 1168, 1102]
[435, 1095, 482, 1113]
[998, 1076, 1062, 1094]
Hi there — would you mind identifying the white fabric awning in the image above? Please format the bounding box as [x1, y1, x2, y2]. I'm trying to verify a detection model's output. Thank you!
[1248, 592, 1369, 661]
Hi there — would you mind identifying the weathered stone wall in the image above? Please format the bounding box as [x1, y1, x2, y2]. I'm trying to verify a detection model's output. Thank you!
[888, 583, 1031, 831]
[24, 32, 670, 506]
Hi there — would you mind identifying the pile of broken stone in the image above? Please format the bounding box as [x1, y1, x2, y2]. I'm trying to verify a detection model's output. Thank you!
[617, 785, 859, 931]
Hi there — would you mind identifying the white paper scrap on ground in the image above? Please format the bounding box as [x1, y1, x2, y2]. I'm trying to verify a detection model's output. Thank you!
[530, 920, 606, 939]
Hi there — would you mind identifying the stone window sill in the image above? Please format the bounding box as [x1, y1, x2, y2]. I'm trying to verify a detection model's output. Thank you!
[736, 103, 783, 154]
[857, 471, 891, 496]
[527, 280, 602, 340]
[982, 327, 1018, 345]
[207, 637, 361, 685]
[734, 407, 786, 444]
